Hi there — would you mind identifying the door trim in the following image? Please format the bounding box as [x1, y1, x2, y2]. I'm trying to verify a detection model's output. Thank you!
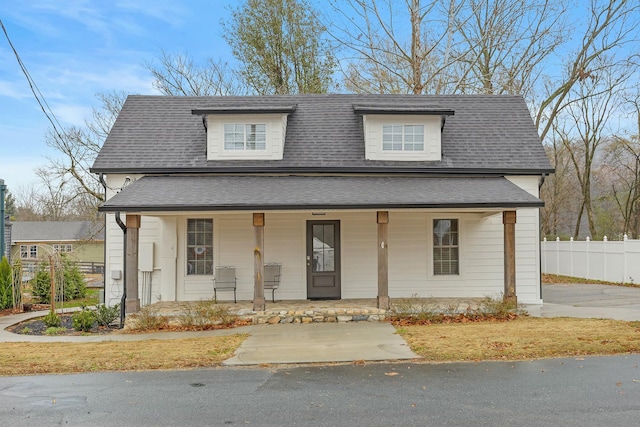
[306, 220, 341, 299]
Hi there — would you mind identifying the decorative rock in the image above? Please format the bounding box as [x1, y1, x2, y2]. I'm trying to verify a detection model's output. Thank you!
[337, 315, 352, 322]
[281, 316, 294, 323]
[353, 315, 368, 322]
[313, 316, 325, 322]
[325, 316, 337, 322]
[257, 317, 268, 324]
[293, 317, 301, 323]
[368, 315, 380, 321]
[301, 317, 313, 324]
[268, 316, 281, 324]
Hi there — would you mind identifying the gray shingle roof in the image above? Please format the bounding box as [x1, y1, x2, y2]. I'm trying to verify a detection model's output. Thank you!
[10, 221, 105, 243]
[91, 94, 552, 174]
[99, 175, 543, 212]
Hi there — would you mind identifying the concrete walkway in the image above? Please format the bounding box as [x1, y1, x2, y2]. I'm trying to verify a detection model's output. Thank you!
[3, 283, 640, 365]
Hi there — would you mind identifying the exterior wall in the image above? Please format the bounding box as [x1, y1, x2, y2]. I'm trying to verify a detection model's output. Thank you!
[10, 241, 103, 263]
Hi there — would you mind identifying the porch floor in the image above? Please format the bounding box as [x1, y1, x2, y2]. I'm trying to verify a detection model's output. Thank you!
[145, 297, 486, 325]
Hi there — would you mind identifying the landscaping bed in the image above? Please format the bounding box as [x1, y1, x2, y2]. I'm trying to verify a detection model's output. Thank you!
[7, 313, 119, 336]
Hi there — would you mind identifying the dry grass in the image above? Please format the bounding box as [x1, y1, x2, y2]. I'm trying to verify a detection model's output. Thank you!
[0, 335, 247, 376]
[397, 317, 640, 361]
[542, 273, 639, 287]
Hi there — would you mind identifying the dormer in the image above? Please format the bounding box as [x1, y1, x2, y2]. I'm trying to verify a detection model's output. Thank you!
[192, 105, 296, 160]
[353, 104, 454, 161]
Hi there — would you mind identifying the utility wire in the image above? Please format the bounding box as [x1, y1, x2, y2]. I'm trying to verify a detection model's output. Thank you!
[0, 19, 66, 141]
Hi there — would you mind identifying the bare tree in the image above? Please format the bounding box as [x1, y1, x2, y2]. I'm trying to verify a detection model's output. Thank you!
[553, 59, 630, 238]
[44, 91, 126, 205]
[223, 0, 336, 94]
[604, 92, 640, 238]
[145, 51, 244, 96]
[534, 0, 640, 143]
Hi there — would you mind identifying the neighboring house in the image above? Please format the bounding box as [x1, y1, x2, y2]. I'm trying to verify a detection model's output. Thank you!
[91, 94, 553, 313]
[10, 221, 105, 271]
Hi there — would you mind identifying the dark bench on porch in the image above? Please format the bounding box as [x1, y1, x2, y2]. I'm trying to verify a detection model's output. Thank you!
[264, 263, 281, 303]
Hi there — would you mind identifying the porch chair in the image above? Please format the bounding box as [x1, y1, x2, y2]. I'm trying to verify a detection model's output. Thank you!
[264, 263, 282, 303]
[213, 265, 237, 303]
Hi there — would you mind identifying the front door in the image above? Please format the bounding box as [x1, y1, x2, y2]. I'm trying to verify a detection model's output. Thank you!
[306, 220, 341, 299]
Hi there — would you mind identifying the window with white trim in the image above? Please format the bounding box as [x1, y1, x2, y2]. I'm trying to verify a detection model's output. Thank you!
[53, 244, 73, 253]
[187, 219, 213, 275]
[224, 124, 266, 150]
[20, 245, 37, 259]
[433, 219, 459, 275]
[382, 124, 424, 151]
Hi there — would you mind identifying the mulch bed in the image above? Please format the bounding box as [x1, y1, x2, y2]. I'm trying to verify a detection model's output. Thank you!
[7, 313, 119, 336]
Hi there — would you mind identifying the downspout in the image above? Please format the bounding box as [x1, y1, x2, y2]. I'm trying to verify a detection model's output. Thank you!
[115, 212, 127, 328]
[98, 174, 107, 307]
[538, 173, 547, 302]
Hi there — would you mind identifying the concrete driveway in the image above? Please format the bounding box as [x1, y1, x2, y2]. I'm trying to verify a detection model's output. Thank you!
[524, 284, 640, 321]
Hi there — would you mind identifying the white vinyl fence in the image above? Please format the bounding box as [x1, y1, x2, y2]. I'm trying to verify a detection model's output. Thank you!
[541, 236, 640, 284]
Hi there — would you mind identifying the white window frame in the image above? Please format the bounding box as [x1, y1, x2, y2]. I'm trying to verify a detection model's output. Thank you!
[53, 244, 73, 253]
[433, 219, 459, 275]
[186, 218, 214, 276]
[382, 124, 424, 151]
[20, 245, 38, 259]
[224, 123, 266, 151]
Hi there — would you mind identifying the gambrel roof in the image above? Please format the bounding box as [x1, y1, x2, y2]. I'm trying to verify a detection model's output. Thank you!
[91, 94, 553, 175]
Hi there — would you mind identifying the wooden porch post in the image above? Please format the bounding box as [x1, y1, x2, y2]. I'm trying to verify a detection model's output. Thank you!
[253, 213, 265, 311]
[503, 211, 517, 304]
[377, 211, 390, 310]
[125, 214, 141, 314]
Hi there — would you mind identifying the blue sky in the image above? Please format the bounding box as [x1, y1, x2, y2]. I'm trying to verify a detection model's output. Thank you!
[0, 0, 236, 191]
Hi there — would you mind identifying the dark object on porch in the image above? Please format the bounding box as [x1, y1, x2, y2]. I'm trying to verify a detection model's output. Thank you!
[213, 266, 237, 303]
[264, 263, 281, 303]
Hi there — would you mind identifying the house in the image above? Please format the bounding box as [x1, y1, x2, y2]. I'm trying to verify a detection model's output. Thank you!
[91, 94, 553, 314]
[10, 221, 105, 273]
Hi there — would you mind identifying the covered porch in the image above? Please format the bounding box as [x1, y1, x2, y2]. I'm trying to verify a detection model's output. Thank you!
[100, 175, 543, 314]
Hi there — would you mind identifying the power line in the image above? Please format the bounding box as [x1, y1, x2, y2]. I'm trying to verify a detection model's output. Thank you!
[0, 19, 66, 141]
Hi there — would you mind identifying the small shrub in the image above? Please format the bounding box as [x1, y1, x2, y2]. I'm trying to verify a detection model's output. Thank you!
[72, 308, 96, 332]
[0, 256, 12, 310]
[94, 303, 119, 327]
[20, 327, 32, 334]
[179, 300, 236, 329]
[130, 305, 169, 331]
[42, 311, 61, 328]
[45, 326, 67, 335]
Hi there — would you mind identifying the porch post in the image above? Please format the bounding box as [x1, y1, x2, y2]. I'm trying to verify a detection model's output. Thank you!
[503, 211, 517, 304]
[253, 213, 265, 311]
[377, 211, 390, 310]
[125, 214, 141, 314]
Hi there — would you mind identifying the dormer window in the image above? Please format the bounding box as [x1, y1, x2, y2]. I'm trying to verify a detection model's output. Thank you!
[193, 104, 296, 161]
[382, 125, 424, 151]
[354, 104, 454, 162]
[224, 124, 266, 150]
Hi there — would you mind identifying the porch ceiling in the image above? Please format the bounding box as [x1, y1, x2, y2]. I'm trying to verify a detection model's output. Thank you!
[99, 175, 543, 212]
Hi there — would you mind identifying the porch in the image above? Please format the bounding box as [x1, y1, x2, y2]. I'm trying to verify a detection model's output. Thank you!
[135, 297, 487, 326]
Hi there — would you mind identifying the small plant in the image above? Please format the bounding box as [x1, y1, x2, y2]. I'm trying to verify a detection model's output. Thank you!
[20, 326, 32, 334]
[45, 327, 67, 335]
[94, 303, 120, 327]
[72, 307, 96, 332]
[129, 305, 169, 331]
[42, 311, 61, 328]
[179, 299, 236, 329]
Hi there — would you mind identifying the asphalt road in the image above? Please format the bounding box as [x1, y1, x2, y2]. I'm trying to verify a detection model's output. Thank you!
[2, 355, 640, 426]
